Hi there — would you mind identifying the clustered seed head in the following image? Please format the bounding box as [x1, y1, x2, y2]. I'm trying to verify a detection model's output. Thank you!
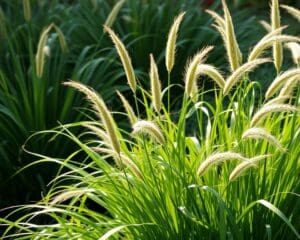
[197, 152, 246, 176]
[104, 0, 126, 28]
[250, 103, 300, 127]
[165, 12, 186, 73]
[184, 46, 214, 98]
[242, 127, 286, 152]
[271, 0, 283, 73]
[64, 81, 121, 154]
[196, 64, 225, 89]
[132, 120, 165, 145]
[285, 42, 300, 65]
[222, 0, 242, 72]
[150, 54, 162, 113]
[104, 25, 136, 93]
[281, 5, 300, 22]
[223, 58, 270, 95]
[229, 155, 270, 181]
[117, 91, 137, 125]
[265, 68, 300, 99]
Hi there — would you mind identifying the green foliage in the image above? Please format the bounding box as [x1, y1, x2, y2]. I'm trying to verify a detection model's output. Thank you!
[1, 1, 300, 239]
[0, 0, 236, 208]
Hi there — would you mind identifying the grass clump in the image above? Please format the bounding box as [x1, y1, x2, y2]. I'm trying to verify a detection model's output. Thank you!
[1, 1, 300, 239]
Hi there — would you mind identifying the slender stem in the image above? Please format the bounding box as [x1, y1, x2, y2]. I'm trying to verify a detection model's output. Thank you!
[167, 72, 171, 114]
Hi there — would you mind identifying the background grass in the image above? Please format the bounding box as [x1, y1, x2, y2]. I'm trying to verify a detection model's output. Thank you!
[1, 0, 299, 239]
[0, 1, 299, 236]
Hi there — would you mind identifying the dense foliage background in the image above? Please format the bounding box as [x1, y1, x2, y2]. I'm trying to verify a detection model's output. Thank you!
[0, 1, 299, 238]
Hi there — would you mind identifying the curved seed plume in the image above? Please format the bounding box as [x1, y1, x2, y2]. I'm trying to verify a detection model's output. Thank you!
[196, 64, 225, 89]
[36, 24, 53, 78]
[223, 58, 270, 95]
[184, 46, 214, 98]
[104, 26, 136, 93]
[53, 24, 68, 53]
[285, 42, 300, 65]
[242, 127, 286, 152]
[271, 0, 282, 73]
[281, 4, 300, 22]
[259, 20, 272, 32]
[93, 147, 142, 179]
[247, 25, 299, 61]
[250, 103, 300, 127]
[197, 152, 246, 176]
[104, 0, 126, 28]
[150, 54, 162, 113]
[265, 95, 290, 106]
[279, 76, 300, 97]
[265, 68, 300, 99]
[132, 120, 165, 144]
[248, 35, 300, 62]
[117, 91, 137, 125]
[222, 0, 242, 72]
[165, 12, 185, 73]
[83, 123, 111, 147]
[207, 9, 227, 48]
[64, 81, 121, 154]
[50, 189, 94, 205]
[229, 155, 270, 181]
[206, 9, 225, 29]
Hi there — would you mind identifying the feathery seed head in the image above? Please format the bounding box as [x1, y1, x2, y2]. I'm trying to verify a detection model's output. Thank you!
[36, 24, 53, 78]
[132, 120, 165, 144]
[259, 20, 272, 32]
[184, 46, 214, 98]
[265, 68, 300, 99]
[281, 4, 300, 22]
[242, 127, 286, 151]
[150, 54, 162, 113]
[271, 0, 282, 72]
[222, 0, 242, 72]
[104, 25, 136, 93]
[206, 9, 225, 29]
[229, 155, 270, 181]
[50, 189, 94, 205]
[223, 58, 270, 95]
[196, 64, 225, 89]
[92, 147, 142, 178]
[64, 81, 121, 154]
[265, 95, 290, 106]
[247, 28, 298, 62]
[197, 151, 246, 176]
[279, 76, 300, 97]
[165, 12, 185, 73]
[53, 24, 69, 53]
[83, 123, 111, 148]
[117, 91, 137, 125]
[285, 42, 300, 65]
[250, 103, 300, 127]
[104, 0, 126, 28]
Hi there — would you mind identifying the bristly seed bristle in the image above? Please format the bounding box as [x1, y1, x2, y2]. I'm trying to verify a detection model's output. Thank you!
[250, 103, 300, 127]
[132, 120, 165, 145]
[104, 26, 136, 93]
[64, 81, 121, 154]
[165, 12, 185, 73]
[229, 155, 270, 181]
[242, 127, 286, 152]
[197, 152, 246, 176]
[150, 54, 162, 113]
